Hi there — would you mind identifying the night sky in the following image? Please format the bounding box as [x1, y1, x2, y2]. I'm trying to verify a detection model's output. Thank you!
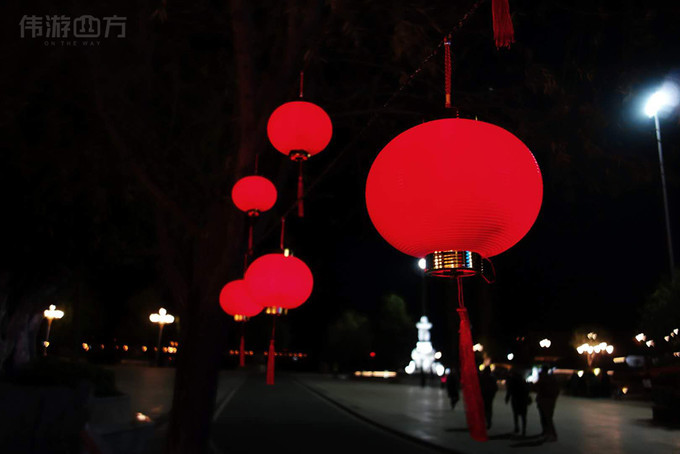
[1, 1, 679, 367]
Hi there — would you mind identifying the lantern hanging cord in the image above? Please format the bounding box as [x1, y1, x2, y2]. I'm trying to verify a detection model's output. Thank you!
[256, 0, 484, 232]
[456, 276, 465, 309]
[481, 257, 496, 284]
[444, 35, 452, 109]
[279, 216, 286, 251]
[299, 71, 304, 98]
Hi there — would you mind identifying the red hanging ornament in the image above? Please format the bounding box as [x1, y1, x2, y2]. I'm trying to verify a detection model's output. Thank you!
[219, 279, 263, 368]
[366, 118, 542, 264]
[267, 101, 332, 217]
[365, 118, 542, 441]
[232, 175, 277, 216]
[245, 252, 314, 310]
[245, 252, 313, 385]
[492, 0, 515, 49]
[232, 175, 277, 259]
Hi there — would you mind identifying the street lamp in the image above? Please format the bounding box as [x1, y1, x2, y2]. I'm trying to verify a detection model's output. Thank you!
[43, 304, 64, 356]
[644, 86, 678, 276]
[576, 336, 614, 369]
[149, 308, 174, 366]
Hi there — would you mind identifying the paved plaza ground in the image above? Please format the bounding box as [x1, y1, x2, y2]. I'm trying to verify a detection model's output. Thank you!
[104, 365, 680, 454]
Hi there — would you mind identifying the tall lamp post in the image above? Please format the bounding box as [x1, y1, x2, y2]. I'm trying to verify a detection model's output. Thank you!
[43, 304, 64, 356]
[644, 88, 677, 276]
[150, 308, 174, 366]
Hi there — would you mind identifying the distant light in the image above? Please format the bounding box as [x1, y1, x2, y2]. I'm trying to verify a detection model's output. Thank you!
[613, 356, 625, 364]
[135, 412, 151, 422]
[283, 248, 290, 257]
[44, 305, 64, 320]
[665, 336, 671, 342]
[593, 368, 601, 376]
[82, 343, 90, 351]
[635, 333, 646, 342]
[369, 351, 376, 358]
[577, 370, 584, 378]
[417, 258, 426, 270]
[674, 329, 679, 335]
[473, 343, 484, 352]
[644, 85, 679, 117]
[539, 338, 551, 348]
[587, 332, 597, 340]
[405, 361, 416, 375]
[507, 353, 514, 361]
[621, 387, 629, 395]
[646, 340, 655, 348]
[435, 364, 446, 376]
[43, 341, 50, 347]
[434, 351, 442, 360]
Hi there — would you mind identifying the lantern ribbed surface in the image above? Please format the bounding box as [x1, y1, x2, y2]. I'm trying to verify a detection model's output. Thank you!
[219, 279, 263, 317]
[232, 176, 277, 213]
[267, 101, 332, 157]
[365, 118, 542, 259]
[245, 253, 313, 310]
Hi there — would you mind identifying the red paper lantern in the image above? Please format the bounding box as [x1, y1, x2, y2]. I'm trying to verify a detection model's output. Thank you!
[267, 101, 332, 161]
[245, 253, 313, 310]
[365, 118, 542, 273]
[231, 176, 277, 216]
[219, 279, 263, 319]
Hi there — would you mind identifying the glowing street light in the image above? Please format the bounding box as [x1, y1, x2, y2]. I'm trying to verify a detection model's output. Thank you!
[150, 308, 174, 366]
[644, 85, 678, 276]
[576, 337, 614, 368]
[43, 304, 64, 356]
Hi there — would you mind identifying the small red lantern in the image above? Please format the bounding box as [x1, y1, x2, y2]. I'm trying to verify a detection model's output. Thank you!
[231, 175, 277, 216]
[245, 252, 313, 310]
[267, 101, 332, 217]
[245, 251, 313, 385]
[219, 279, 263, 319]
[219, 279, 263, 368]
[232, 175, 277, 260]
[365, 118, 542, 442]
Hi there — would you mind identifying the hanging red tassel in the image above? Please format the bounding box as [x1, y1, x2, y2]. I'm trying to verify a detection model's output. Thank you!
[239, 334, 245, 367]
[266, 338, 276, 385]
[456, 278, 488, 441]
[492, 0, 515, 49]
[297, 162, 304, 218]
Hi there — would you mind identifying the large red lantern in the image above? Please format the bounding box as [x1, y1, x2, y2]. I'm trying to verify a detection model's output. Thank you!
[219, 279, 263, 367]
[366, 118, 542, 272]
[267, 101, 332, 217]
[245, 252, 313, 384]
[365, 118, 542, 442]
[231, 176, 277, 216]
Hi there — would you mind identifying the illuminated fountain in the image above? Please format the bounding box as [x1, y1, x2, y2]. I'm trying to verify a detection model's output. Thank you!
[405, 316, 445, 377]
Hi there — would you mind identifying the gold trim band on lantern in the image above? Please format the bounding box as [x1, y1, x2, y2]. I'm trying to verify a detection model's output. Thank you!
[265, 307, 288, 316]
[234, 315, 249, 322]
[289, 150, 310, 162]
[424, 251, 482, 277]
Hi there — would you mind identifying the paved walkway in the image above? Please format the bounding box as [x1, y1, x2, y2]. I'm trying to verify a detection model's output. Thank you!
[104, 366, 680, 453]
[296, 374, 680, 454]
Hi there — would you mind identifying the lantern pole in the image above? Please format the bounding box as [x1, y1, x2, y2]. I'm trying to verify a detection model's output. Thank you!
[653, 113, 675, 276]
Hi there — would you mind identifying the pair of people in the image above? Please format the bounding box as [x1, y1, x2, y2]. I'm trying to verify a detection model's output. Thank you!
[507, 367, 559, 441]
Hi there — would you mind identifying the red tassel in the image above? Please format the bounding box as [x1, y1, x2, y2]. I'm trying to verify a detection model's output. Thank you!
[492, 0, 515, 49]
[456, 277, 488, 441]
[239, 335, 245, 367]
[297, 162, 304, 218]
[266, 338, 276, 385]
